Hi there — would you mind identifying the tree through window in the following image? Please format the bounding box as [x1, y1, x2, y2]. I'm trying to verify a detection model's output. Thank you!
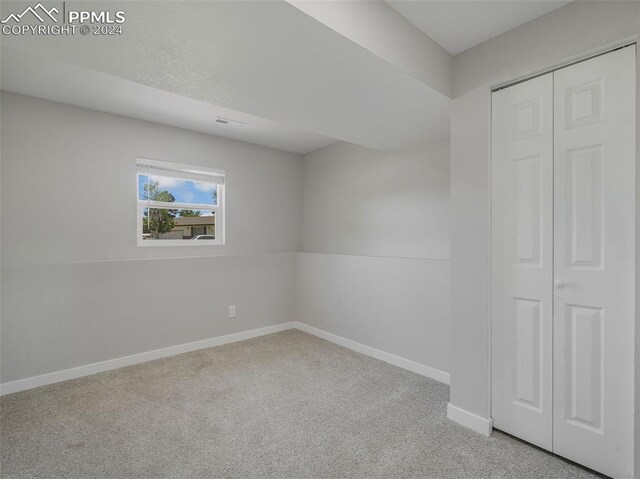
[136, 159, 225, 246]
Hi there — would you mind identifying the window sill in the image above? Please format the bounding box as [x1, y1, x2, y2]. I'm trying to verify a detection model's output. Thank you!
[137, 240, 224, 247]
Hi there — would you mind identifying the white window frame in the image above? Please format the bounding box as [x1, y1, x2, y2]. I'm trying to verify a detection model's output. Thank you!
[136, 158, 225, 247]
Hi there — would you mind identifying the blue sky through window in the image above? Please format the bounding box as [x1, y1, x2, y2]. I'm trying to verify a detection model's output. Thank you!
[138, 174, 217, 206]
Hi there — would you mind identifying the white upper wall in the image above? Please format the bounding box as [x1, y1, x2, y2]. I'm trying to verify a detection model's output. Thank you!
[1, 92, 303, 266]
[302, 139, 450, 259]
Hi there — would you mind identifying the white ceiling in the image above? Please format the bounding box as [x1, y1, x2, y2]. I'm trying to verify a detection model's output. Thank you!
[1, 1, 450, 153]
[387, 1, 571, 55]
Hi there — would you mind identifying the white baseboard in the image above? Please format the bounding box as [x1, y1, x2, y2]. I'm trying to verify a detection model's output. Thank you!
[447, 402, 493, 437]
[293, 322, 450, 385]
[0, 321, 451, 396]
[0, 322, 297, 396]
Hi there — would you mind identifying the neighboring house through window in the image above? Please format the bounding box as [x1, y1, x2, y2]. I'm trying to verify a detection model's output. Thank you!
[136, 158, 225, 246]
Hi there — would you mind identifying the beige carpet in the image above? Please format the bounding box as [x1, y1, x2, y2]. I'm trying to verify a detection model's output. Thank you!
[1, 330, 604, 478]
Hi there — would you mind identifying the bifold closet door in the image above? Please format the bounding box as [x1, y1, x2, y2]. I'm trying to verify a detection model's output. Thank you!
[552, 46, 635, 479]
[491, 73, 554, 450]
[492, 46, 636, 479]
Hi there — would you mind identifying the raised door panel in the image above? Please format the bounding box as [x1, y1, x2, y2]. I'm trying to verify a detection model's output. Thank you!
[514, 298, 543, 411]
[564, 305, 603, 434]
[564, 146, 603, 269]
[514, 156, 543, 266]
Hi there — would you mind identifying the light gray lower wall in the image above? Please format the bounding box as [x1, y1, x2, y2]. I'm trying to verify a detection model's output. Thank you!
[0, 92, 302, 383]
[298, 139, 451, 375]
[1, 253, 296, 382]
[297, 253, 450, 374]
[449, 1, 640, 468]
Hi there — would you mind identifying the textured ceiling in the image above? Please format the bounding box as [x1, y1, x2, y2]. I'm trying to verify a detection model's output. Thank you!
[2, 0, 450, 152]
[1, 47, 336, 154]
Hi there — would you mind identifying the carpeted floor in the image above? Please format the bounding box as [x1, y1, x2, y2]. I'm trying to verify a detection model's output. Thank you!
[1, 330, 604, 478]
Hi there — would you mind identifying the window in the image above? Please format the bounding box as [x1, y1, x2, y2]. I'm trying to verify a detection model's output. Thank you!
[136, 158, 225, 246]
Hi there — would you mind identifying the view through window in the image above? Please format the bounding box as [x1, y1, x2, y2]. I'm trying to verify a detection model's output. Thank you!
[137, 159, 224, 245]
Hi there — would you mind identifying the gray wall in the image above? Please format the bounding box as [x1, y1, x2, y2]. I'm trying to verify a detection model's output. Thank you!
[0, 92, 302, 382]
[1, 93, 453, 385]
[448, 1, 640, 468]
[298, 139, 451, 374]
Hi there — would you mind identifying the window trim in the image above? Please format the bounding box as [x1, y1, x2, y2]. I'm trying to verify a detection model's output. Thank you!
[136, 158, 225, 247]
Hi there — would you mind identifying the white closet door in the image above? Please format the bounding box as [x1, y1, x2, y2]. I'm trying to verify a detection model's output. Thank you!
[553, 46, 635, 479]
[491, 73, 554, 450]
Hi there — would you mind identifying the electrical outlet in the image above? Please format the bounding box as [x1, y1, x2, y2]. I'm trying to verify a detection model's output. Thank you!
[228, 305, 237, 319]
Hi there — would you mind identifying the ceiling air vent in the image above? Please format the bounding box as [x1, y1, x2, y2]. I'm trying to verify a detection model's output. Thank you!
[215, 117, 246, 127]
